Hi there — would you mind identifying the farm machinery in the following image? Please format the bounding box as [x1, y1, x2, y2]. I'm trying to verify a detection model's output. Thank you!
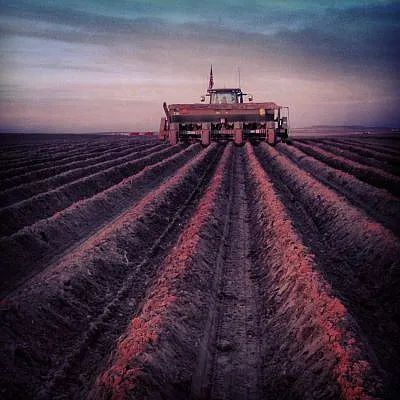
[160, 67, 289, 146]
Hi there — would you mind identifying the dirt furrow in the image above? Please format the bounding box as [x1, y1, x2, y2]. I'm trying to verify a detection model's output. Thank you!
[313, 139, 400, 161]
[0, 141, 162, 191]
[303, 139, 400, 175]
[0, 136, 154, 168]
[0, 144, 181, 238]
[0, 139, 122, 176]
[0, 138, 156, 182]
[207, 148, 262, 400]
[190, 148, 236, 400]
[0, 143, 224, 400]
[277, 143, 400, 237]
[90, 144, 382, 400]
[337, 138, 400, 156]
[293, 140, 400, 196]
[0, 143, 166, 207]
[246, 142, 383, 399]
[0, 140, 97, 164]
[1, 134, 398, 400]
[255, 143, 400, 396]
[0, 136, 155, 177]
[0, 144, 201, 298]
[88, 144, 233, 400]
[0, 144, 109, 178]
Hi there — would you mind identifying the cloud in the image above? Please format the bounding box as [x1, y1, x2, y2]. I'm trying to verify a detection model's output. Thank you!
[1, 1, 398, 79]
[0, 0, 399, 130]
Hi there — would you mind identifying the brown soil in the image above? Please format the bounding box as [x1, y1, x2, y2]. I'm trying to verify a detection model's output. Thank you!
[336, 138, 400, 157]
[0, 142, 162, 196]
[303, 138, 400, 176]
[293, 140, 400, 196]
[277, 143, 400, 236]
[0, 134, 399, 399]
[0, 144, 181, 237]
[0, 144, 201, 297]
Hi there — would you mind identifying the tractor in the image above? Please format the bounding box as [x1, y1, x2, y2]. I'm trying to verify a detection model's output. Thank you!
[160, 68, 289, 146]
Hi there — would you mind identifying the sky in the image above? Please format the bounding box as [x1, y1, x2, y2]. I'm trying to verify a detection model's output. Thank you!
[0, 0, 399, 133]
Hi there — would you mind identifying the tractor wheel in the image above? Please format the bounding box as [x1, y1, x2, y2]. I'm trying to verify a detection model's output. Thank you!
[267, 129, 276, 146]
[159, 117, 167, 141]
[201, 130, 210, 146]
[234, 129, 243, 146]
[169, 130, 178, 146]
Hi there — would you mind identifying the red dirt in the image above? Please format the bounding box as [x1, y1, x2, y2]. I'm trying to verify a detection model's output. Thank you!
[0, 133, 399, 399]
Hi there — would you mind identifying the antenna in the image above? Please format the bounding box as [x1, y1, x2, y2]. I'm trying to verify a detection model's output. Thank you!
[238, 67, 241, 88]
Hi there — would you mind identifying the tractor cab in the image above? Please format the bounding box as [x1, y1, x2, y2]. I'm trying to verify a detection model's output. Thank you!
[202, 88, 248, 104]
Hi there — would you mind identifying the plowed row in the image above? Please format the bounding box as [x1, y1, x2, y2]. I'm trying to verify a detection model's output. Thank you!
[1, 133, 399, 400]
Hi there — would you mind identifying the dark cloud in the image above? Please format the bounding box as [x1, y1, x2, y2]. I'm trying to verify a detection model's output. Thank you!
[1, 0, 399, 130]
[1, 0, 398, 81]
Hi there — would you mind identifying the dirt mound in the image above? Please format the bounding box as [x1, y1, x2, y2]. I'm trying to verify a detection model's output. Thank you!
[1, 134, 399, 399]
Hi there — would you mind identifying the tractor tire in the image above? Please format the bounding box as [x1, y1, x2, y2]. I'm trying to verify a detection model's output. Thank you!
[234, 129, 243, 146]
[201, 130, 210, 146]
[267, 129, 276, 146]
[169, 130, 178, 146]
[159, 117, 167, 141]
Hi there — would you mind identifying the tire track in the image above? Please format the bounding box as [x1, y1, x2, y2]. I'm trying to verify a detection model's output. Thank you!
[207, 148, 262, 400]
[190, 149, 235, 400]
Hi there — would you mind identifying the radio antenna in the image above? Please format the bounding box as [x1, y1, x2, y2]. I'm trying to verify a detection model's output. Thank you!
[238, 67, 241, 88]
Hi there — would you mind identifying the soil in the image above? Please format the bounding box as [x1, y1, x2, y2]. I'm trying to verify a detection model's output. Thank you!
[0, 133, 399, 399]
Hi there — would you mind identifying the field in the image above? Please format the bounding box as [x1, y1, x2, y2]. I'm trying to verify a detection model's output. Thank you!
[0, 133, 399, 399]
